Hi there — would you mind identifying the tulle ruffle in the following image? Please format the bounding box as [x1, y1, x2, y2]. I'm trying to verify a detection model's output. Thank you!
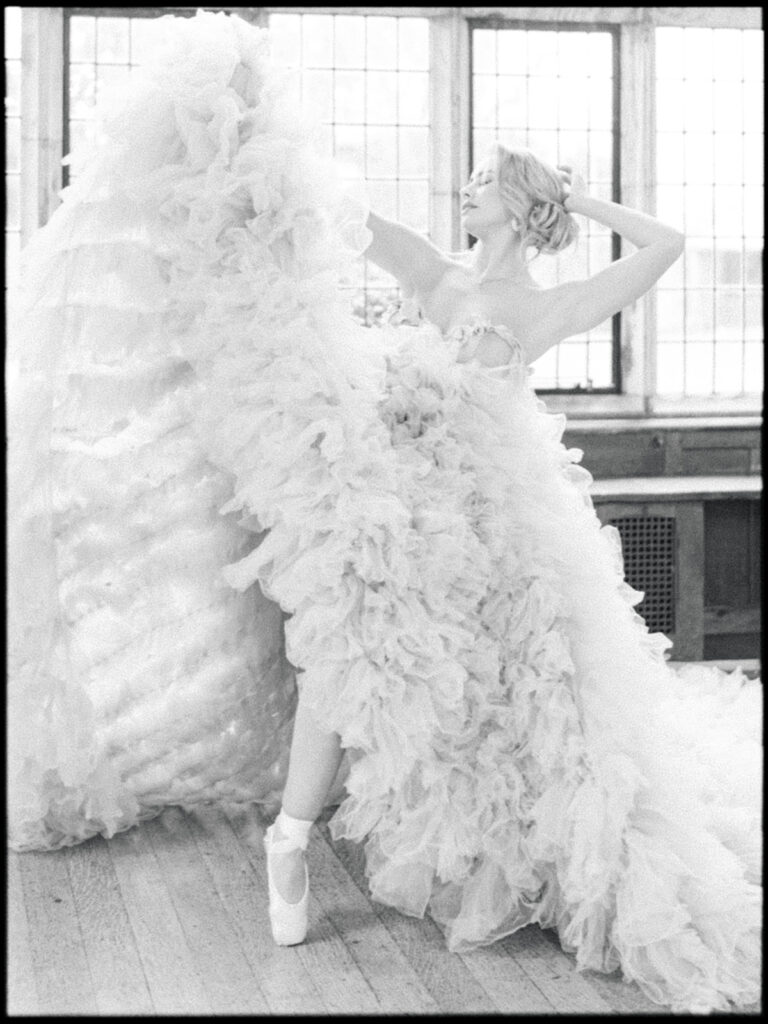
[7, 10, 368, 851]
[217, 309, 761, 1012]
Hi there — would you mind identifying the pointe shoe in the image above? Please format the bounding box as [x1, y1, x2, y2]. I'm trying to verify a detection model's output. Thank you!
[263, 822, 309, 946]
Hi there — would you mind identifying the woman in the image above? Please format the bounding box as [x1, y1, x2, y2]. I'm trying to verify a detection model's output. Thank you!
[264, 145, 762, 1009]
[265, 149, 686, 913]
[7, 11, 760, 1014]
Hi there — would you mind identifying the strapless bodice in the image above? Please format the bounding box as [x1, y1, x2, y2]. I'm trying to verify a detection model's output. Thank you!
[387, 301, 524, 368]
[445, 314, 523, 366]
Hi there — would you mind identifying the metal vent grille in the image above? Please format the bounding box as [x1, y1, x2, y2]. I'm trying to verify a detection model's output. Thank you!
[609, 515, 676, 634]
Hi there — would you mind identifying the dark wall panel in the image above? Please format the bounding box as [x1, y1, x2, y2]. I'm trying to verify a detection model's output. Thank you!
[564, 424, 761, 480]
[704, 499, 762, 609]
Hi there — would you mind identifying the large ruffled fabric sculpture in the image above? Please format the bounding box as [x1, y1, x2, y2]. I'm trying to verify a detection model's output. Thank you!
[7, 11, 369, 852]
[7, 11, 761, 1014]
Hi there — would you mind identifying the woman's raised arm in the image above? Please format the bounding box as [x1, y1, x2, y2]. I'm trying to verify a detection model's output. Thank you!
[365, 211, 450, 296]
[532, 169, 684, 350]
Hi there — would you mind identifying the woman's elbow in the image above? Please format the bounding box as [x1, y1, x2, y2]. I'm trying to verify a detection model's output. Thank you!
[658, 229, 684, 259]
[652, 231, 684, 273]
[668, 229, 685, 258]
[648, 221, 685, 260]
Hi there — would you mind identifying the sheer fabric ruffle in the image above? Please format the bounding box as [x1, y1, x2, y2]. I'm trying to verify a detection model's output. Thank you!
[7, 10, 369, 851]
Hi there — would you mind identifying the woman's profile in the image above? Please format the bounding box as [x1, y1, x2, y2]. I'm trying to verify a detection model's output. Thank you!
[7, 11, 760, 1015]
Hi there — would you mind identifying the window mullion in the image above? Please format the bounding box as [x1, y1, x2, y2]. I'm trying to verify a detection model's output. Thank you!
[644, 22, 658, 411]
[453, 12, 471, 253]
[20, 7, 64, 242]
[428, 14, 452, 249]
[429, 10, 469, 251]
[618, 18, 657, 413]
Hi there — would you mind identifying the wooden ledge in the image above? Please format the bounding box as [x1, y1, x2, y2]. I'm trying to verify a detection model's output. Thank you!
[589, 475, 762, 501]
[668, 659, 760, 679]
[566, 416, 762, 433]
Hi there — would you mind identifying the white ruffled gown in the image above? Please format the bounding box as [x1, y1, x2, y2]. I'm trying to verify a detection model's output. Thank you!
[6, 11, 761, 1014]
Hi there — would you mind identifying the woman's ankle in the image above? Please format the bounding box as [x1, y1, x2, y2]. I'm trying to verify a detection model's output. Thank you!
[274, 808, 315, 848]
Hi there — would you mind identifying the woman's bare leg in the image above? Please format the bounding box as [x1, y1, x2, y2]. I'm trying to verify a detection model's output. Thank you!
[269, 691, 343, 902]
[282, 693, 343, 820]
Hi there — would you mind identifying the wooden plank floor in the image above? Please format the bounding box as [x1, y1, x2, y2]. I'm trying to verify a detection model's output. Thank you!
[7, 804, 761, 1016]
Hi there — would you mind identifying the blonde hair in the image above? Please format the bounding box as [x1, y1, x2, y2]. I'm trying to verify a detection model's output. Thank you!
[491, 143, 578, 257]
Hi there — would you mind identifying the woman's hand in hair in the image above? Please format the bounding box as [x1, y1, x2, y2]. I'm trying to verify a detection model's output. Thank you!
[556, 165, 588, 214]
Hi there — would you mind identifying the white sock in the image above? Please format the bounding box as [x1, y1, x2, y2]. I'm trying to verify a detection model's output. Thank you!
[273, 808, 314, 850]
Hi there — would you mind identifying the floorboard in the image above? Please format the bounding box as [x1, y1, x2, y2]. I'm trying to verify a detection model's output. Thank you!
[144, 809, 270, 1014]
[63, 839, 154, 1014]
[7, 852, 40, 1016]
[15, 847, 98, 1015]
[496, 927, 612, 1014]
[107, 822, 214, 1014]
[320, 823, 513, 1014]
[7, 803, 762, 1016]
[298, 822, 441, 1013]
[222, 804, 389, 1016]
[185, 804, 325, 1015]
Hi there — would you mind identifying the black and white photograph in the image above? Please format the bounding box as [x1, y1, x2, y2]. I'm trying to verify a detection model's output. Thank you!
[6, 5, 762, 1016]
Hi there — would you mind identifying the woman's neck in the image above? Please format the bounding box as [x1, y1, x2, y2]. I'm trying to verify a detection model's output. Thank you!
[470, 234, 532, 285]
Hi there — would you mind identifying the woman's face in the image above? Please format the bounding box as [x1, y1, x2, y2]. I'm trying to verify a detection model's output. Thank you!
[460, 161, 510, 236]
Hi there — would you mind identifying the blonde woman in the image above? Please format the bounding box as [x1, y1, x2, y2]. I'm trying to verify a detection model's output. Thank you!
[264, 144, 759, 1012]
[267, 143, 686, 909]
[8, 13, 759, 1014]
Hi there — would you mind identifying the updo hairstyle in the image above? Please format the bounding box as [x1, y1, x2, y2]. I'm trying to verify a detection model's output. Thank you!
[492, 143, 579, 257]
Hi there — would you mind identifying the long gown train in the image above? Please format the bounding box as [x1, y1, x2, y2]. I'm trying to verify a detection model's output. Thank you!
[6, 11, 761, 1014]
